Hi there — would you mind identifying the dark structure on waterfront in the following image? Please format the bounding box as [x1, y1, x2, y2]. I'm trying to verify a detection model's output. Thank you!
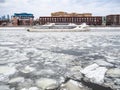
[1, 12, 120, 26]
[106, 14, 120, 26]
[39, 16, 102, 25]
[39, 11, 102, 25]
[12, 13, 34, 26]
[39, 12, 120, 26]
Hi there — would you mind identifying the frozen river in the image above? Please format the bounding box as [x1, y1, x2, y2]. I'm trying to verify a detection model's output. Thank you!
[0, 29, 120, 90]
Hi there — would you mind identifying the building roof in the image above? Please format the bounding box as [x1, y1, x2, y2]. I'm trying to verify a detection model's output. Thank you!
[14, 13, 34, 17]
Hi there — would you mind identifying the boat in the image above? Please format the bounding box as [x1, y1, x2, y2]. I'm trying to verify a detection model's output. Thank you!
[27, 23, 90, 32]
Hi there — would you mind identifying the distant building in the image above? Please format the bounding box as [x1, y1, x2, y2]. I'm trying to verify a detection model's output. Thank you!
[0, 15, 10, 26]
[51, 11, 92, 17]
[0, 15, 10, 21]
[106, 14, 120, 26]
[39, 11, 102, 25]
[39, 16, 102, 25]
[12, 13, 34, 26]
[7, 15, 10, 21]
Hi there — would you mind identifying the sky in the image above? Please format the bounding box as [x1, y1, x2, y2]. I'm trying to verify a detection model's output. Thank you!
[0, 0, 120, 19]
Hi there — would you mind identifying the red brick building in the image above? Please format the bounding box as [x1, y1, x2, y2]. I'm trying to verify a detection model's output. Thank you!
[39, 16, 102, 25]
[39, 11, 102, 25]
[106, 14, 120, 25]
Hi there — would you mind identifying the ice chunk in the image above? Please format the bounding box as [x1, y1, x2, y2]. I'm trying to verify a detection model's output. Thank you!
[36, 78, 58, 89]
[81, 63, 108, 84]
[9, 77, 24, 84]
[20, 66, 35, 74]
[0, 66, 16, 75]
[81, 63, 99, 74]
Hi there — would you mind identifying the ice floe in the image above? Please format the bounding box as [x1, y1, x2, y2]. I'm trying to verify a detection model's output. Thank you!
[81, 63, 108, 84]
[36, 78, 58, 90]
[0, 29, 120, 90]
[0, 66, 16, 76]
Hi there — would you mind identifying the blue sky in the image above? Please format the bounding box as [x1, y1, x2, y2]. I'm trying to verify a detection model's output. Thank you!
[0, 0, 120, 18]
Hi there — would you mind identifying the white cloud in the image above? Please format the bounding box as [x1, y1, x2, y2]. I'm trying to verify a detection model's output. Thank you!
[0, 0, 120, 18]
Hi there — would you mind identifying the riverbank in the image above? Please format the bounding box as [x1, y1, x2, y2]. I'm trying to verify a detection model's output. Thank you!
[90, 27, 120, 29]
[0, 27, 26, 30]
[0, 26, 120, 30]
